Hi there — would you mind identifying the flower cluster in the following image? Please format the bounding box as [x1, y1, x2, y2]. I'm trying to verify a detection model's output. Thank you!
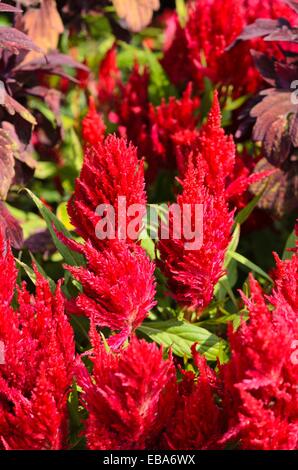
[220, 256, 298, 449]
[162, 0, 297, 95]
[1, 0, 297, 452]
[66, 134, 156, 347]
[158, 94, 234, 313]
[77, 332, 176, 449]
[0, 231, 75, 450]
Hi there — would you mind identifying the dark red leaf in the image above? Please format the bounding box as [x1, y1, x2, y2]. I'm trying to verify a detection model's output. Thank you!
[0, 201, 23, 249]
[0, 27, 42, 54]
[0, 129, 14, 200]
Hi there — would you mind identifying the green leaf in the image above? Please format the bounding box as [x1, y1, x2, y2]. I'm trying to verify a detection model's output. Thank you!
[15, 256, 56, 291]
[224, 223, 240, 269]
[15, 258, 37, 285]
[138, 320, 228, 361]
[227, 250, 273, 283]
[176, 0, 188, 26]
[56, 201, 74, 231]
[282, 229, 296, 260]
[25, 189, 84, 266]
[35, 161, 57, 180]
[235, 188, 265, 226]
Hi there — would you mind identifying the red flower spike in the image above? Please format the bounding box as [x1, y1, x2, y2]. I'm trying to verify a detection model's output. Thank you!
[68, 135, 146, 248]
[163, 349, 223, 450]
[162, 0, 297, 95]
[82, 96, 106, 146]
[108, 64, 152, 167]
[148, 83, 200, 174]
[97, 44, 120, 107]
[77, 335, 177, 450]
[66, 240, 156, 349]
[158, 94, 234, 313]
[220, 251, 298, 449]
[0, 250, 75, 449]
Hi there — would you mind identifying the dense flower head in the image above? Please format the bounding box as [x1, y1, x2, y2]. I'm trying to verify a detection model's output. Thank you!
[66, 240, 156, 349]
[97, 44, 120, 107]
[95, 51, 200, 179]
[158, 95, 234, 313]
[220, 249, 298, 449]
[82, 96, 106, 146]
[76, 334, 177, 449]
[158, 160, 233, 313]
[174, 94, 274, 208]
[68, 135, 146, 247]
[148, 83, 200, 174]
[162, 0, 297, 94]
[0, 236, 75, 449]
[162, 346, 223, 450]
[113, 63, 151, 160]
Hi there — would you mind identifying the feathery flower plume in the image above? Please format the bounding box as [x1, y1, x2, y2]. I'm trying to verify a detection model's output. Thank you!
[66, 240, 156, 349]
[158, 94, 234, 313]
[162, 345, 223, 450]
[82, 96, 106, 146]
[68, 135, 146, 247]
[174, 93, 274, 207]
[162, 0, 297, 94]
[0, 235, 75, 449]
[97, 44, 120, 107]
[220, 242, 298, 449]
[77, 335, 177, 449]
[148, 83, 200, 174]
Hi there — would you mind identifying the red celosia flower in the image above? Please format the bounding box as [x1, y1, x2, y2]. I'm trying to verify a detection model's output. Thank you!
[97, 44, 120, 107]
[77, 334, 177, 449]
[82, 96, 106, 146]
[174, 93, 274, 208]
[162, 0, 297, 94]
[158, 158, 233, 313]
[270, 233, 298, 314]
[158, 94, 234, 313]
[162, 345, 223, 450]
[66, 240, 156, 349]
[96, 53, 200, 179]
[113, 64, 151, 159]
[220, 250, 298, 449]
[0, 236, 75, 449]
[68, 135, 146, 247]
[148, 83, 200, 174]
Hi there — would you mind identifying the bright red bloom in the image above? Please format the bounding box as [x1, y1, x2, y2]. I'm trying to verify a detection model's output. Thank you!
[174, 94, 274, 208]
[97, 44, 120, 107]
[162, 346, 223, 450]
[113, 64, 151, 160]
[0, 236, 75, 449]
[162, 0, 297, 94]
[77, 334, 177, 449]
[220, 250, 298, 449]
[158, 159, 233, 313]
[82, 96, 106, 146]
[68, 135, 146, 247]
[158, 95, 234, 313]
[148, 83, 200, 174]
[66, 240, 156, 349]
[96, 52, 200, 179]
